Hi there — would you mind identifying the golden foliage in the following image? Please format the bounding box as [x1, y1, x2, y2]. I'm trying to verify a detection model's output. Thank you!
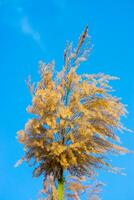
[17, 27, 128, 199]
[65, 176, 103, 200]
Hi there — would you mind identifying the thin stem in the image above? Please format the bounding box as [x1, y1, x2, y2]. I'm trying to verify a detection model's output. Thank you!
[58, 169, 64, 200]
[58, 82, 70, 200]
[65, 87, 70, 106]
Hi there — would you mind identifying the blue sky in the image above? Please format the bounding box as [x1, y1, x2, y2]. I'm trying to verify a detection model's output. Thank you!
[0, 0, 134, 199]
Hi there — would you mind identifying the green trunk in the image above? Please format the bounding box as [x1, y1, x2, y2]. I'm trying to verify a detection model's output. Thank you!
[58, 178, 64, 200]
[58, 168, 64, 200]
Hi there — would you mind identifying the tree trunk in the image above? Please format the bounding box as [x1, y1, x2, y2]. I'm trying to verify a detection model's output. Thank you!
[58, 169, 64, 200]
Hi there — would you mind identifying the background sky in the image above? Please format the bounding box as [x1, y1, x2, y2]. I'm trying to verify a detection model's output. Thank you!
[0, 0, 134, 199]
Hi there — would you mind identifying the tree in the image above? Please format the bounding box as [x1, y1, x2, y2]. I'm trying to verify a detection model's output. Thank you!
[17, 27, 128, 200]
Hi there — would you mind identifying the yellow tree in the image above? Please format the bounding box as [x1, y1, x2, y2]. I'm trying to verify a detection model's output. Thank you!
[17, 27, 128, 200]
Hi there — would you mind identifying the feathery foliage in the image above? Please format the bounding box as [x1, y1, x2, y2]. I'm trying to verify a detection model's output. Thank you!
[17, 27, 128, 199]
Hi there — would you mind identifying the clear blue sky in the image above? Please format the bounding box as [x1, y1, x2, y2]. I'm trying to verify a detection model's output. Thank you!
[0, 0, 134, 199]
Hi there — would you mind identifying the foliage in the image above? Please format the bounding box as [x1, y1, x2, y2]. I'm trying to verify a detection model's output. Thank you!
[39, 175, 103, 200]
[17, 27, 128, 199]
